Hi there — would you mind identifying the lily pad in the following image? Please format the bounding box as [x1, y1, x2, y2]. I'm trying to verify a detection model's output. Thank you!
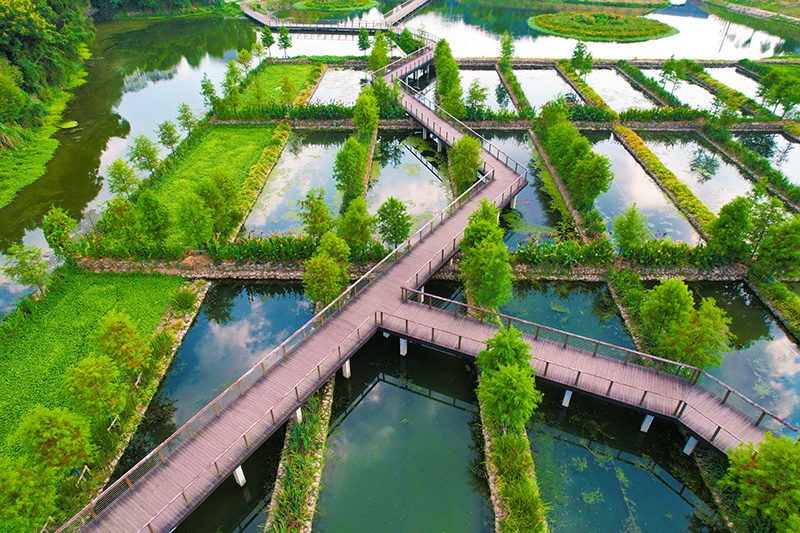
[60, 120, 78, 129]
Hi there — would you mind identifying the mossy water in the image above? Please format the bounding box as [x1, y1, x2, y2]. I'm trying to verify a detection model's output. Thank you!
[310, 68, 369, 106]
[584, 69, 658, 112]
[514, 68, 580, 110]
[313, 335, 493, 531]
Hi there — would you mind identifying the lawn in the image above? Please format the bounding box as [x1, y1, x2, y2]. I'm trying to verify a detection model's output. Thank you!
[529, 12, 678, 42]
[0, 269, 183, 453]
[240, 63, 315, 107]
[150, 124, 275, 243]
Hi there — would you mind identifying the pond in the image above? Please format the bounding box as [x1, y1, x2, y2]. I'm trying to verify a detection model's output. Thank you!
[706, 67, 762, 102]
[640, 70, 717, 110]
[313, 334, 493, 531]
[366, 130, 453, 227]
[242, 130, 347, 235]
[309, 68, 369, 106]
[403, 0, 797, 60]
[637, 131, 753, 213]
[459, 69, 514, 112]
[113, 282, 314, 475]
[584, 69, 658, 112]
[584, 131, 700, 244]
[513, 68, 581, 110]
[733, 131, 800, 186]
[687, 282, 800, 438]
[529, 380, 727, 533]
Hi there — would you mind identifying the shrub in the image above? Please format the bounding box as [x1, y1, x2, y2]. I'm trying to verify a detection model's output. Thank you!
[617, 60, 684, 107]
[149, 329, 175, 359]
[619, 107, 708, 122]
[170, 288, 197, 314]
[515, 235, 614, 267]
[205, 234, 317, 263]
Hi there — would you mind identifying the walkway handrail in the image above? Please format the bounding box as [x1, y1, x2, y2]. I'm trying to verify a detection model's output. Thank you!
[379, 311, 756, 445]
[398, 288, 800, 438]
[56, 115, 498, 532]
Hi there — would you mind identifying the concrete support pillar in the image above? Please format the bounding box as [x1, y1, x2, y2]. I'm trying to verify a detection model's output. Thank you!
[233, 465, 246, 487]
[399, 338, 408, 356]
[435, 138, 442, 153]
[683, 436, 698, 456]
[640, 414, 655, 433]
[562, 390, 573, 408]
[294, 407, 303, 425]
[422, 127, 427, 140]
[509, 195, 517, 210]
[342, 359, 351, 379]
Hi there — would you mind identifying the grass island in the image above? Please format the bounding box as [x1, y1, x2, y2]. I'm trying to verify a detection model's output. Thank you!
[529, 11, 679, 42]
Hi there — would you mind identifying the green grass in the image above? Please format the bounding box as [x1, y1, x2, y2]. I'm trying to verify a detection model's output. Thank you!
[292, 0, 378, 10]
[716, 0, 800, 19]
[150, 124, 275, 244]
[529, 12, 678, 42]
[240, 64, 314, 108]
[0, 72, 86, 209]
[0, 269, 182, 452]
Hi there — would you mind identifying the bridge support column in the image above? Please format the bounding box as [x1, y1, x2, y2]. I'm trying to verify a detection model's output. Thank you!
[435, 138, 442, 153]
[509, 194, 518, 210]
[343, 359, 351, 379]
[422, 127, 427, 140]
[233, 465, 247, 487]
[399, 338, 408, 356]
[561, 390, 573, 407]
[640, 414, 655, 433]
[683, 436, 698, 456]
[294, 408, 303, 425]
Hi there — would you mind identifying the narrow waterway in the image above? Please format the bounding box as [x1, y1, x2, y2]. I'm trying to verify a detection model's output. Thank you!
[310, 68, 369, 105]
[514, 68, 582, 110]
[585, 69, 658, 112]
[734, 131, 800, 186]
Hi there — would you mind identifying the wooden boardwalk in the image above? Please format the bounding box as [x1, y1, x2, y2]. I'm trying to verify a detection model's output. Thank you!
[58, 18, 794, 533]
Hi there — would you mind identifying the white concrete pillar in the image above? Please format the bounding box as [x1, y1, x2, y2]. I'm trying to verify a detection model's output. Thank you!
[683, 436, 698, 456]
[343, 359, 351, 379]
[422, 127, 427, 140]
[509, 195, 517, 210]
[233, 465, 246, 487]
[294, 408, 303, 425]
[399, 338, 408, 356]
[562, 390, 573, 407]
[640, 414, 654, 433]
[436, 138, 442, 152]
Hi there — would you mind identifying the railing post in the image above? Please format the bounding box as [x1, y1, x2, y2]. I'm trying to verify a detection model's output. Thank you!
[592, 343, 599, 357]
[534, 326, 540, 340]
[755, 411, 766, 427]
[607, 381, 613, 395]
[639, 391, 647, 405]
[125, 476, 134, 490]
[214, 402, 220, 417]
[563, 334, 569, 348]
[721, 389, 731, 405]
[624, 352, 631, 365]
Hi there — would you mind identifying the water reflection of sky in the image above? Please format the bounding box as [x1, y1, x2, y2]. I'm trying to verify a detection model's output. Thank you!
[514, 69, 579, 110]
[734, 132, 800, 186]
[639, 131, 753, 213]
[405, 7, 794, 59]
[162, 282, 313, 426]
[587, 133, 700, 244]
[310, 68, 369, 106]
[585, 69, 657, 112]
[459, 69, 513, 112]
[640, 69, 718, 110]
[706, 67, 762, 101]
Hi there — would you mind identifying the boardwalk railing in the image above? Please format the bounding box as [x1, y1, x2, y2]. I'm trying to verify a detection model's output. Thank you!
[384, 0, 433, 23]
[56, 121, 500, 532]
[397, 288, 800, 441]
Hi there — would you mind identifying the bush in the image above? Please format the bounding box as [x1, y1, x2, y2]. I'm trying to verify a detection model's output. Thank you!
[497, 64, 534, 118]
[568, 104, 618, 122]
[515, 236, 614, 267]
[205, 234, 317, 263]
[624, 240, 727, 268]
[617, 60, 685, 107]
[170, 288, 197, 314]
[619, 107, 708, 122]
[149, 329, 175, 359]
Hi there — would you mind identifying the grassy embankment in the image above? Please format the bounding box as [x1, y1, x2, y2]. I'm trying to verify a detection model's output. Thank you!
[292, 0, 379, 10]
[0, 66, 87, 210]
[709, 0, 800, 19]
[529, 12, 678, 42]
[239, 63, 315, 108]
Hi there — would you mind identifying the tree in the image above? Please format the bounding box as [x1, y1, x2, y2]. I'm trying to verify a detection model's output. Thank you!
[377, 197, 412, 248]
[280, 75, 297, 105]
[317, 231, 351, 265]
[372, 76, 402, 117]
[499, 31, 515, 69]
[96, 310, 150, 373]
[177, 192, 214, 245]
[196, 171, 242, 238]
[461, 238, 513, 312]
[156, 120, 180, 152]
[200, 73, 219, 109]
[0, 456, 57, 531]
[299, 188, 334, 244]
[661, 55, 684, 94]
[337, 197, 374, 255]
[758, 215, 800, 279]
[127, 135, 160, 174]
[334, 136, 368, 209]
[749, 183, 786, 260]
[640, 279, 695, 342]
[449, 135, 482, 195]
[465, 79, 488, 110]
[369, 31, 389, 71]
[358, 26, 370, 56]
[656, 296, 733, 369]
[251, 41, 265, 62]
[221, 60, 242, 109]
[613, 204, 650, 256]
[570, 41, 593, 80]
[43, 206, 77, 261]
[353, 87, 379, 139]
[476, 326, 531, 373]
[99, 197, 140, 255]
[106, 158, 139, 198]
[261, 27, 275, 58]
[278, 26, 292, 58]
[12, 406, 94, 470]
[570, 152, 612, 211]
[303, 253, 347, 306]
[478, 364, 542, 432]
[137, 191, 170, 246]
[461, 218, 504, 253]
[236, 48, 253, 73]
[2, 245, 48, 293]
[62, 355, 124, 422]
[708, 196, 752, 261]
[434, 39, 463, 117]
[176, 103, 197, 133]
[722, 433, 800, 532]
